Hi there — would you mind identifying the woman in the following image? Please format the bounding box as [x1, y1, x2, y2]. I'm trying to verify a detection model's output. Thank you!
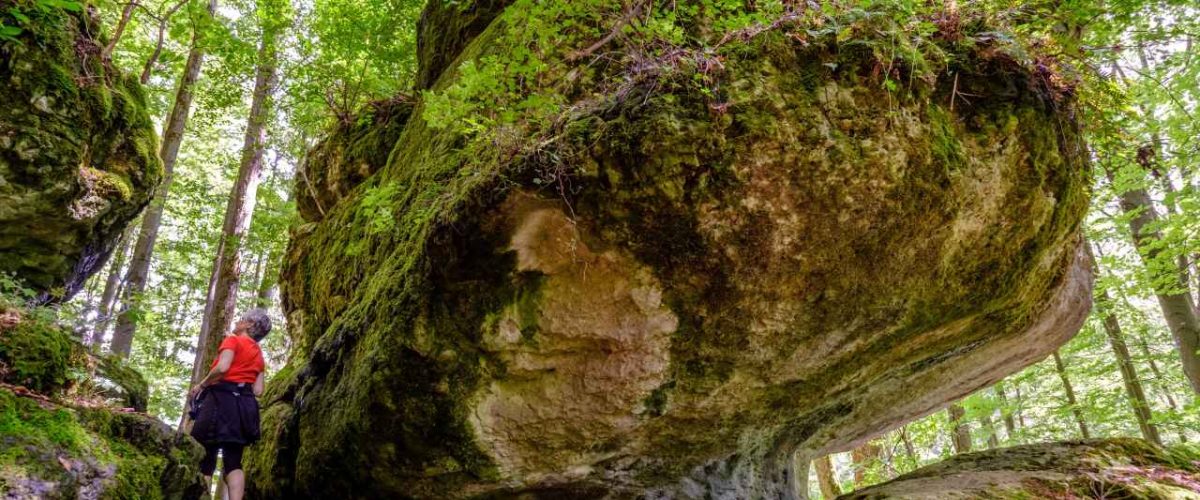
[188, 309, 270, 500]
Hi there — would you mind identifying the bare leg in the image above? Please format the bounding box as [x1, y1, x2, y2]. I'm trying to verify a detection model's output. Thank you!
[225, 469, 245, 500]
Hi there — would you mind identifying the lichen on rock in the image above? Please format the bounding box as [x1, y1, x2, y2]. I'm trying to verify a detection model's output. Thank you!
[0, 2, 163, 301]
[841, 438, 1200, 499]
[249, 3, 1094, 498]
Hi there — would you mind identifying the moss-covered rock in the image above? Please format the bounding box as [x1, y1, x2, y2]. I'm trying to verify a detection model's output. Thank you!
[414, 0, 510, 90]
[250, 4, 1093, 498]
[296, 97, 415, 222]
[0, 2, 163, 302]
[0, 302, 79, 394]
[94, 354, 150, 413]
[842, 439, 1200, 499]
[0, 296, 203, 498]
[0, 388, 207, 500]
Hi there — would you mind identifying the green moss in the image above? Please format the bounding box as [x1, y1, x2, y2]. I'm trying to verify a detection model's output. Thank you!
[0, 388, 204, 500]
[0, 312, 76, 393]
[927, 105, 965, 170]
[297, 98, 415, 221]
[95, 354, 149, 411]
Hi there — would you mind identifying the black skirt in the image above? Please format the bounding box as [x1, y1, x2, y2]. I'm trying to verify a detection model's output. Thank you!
[190, 381, 261, 445]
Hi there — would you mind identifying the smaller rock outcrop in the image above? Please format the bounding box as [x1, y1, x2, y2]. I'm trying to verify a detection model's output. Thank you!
[0, 388, 207, 500]
[0, 298, 207, 499]
[842, 439, 1200, 499]
[296, 97, 414, 222]
[0, 3, 163, 301]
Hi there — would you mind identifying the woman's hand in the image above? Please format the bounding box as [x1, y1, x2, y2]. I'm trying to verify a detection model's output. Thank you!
[189, 384, 204, 398]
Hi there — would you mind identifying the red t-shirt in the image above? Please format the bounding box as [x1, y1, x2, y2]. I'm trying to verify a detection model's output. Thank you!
[212, 334, 264, 384]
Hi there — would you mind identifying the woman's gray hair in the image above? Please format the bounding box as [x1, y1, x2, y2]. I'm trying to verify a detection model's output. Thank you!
[241, 308, 272, 341]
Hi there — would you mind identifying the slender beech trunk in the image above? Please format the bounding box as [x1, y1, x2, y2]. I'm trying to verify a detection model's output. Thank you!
[980, 412, 999, 449]
[91, 225, 135, 348]
[993, 384, 1017, 440]
[1100, 308, 1163, 445]
[947, 404, 971, 454]
[246, 251, 266, 307]
[898, 426, 918, 465]
[183, 17, 282, 429]
[1133, 330, 1185, 442]
[1014, 386, 1027, 429]
[1135, 333, 1179, 410]
[813, 455, 841, 499]
[1106, 165, 1200, 394]
[1052, 350, 1091, 439]
[850, 441, 880, 487]
[101, 1, 137, 61]
[140, 0, 191, 84]
[1088, 242, 1162, 444]
[112, 0, 217, 358]
[255, 246, 280, 308]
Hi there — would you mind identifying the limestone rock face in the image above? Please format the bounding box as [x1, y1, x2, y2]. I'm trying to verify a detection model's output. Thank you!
[0, 5, 163, 301]
[249, 4, 1093, 498]
[842, 439, 1200, 499]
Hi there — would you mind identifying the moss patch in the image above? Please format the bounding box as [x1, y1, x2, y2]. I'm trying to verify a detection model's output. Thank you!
[0, 389, 205, 500]
[0, 308, 77, 393]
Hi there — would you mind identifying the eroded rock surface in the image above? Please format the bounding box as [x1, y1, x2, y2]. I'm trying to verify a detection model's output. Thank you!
[249, 3, 1093, 498]
[842, 439, 1200, 499]
[0, 4, 162, 301]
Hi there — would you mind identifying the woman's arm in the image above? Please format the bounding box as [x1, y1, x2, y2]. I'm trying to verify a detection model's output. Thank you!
[253, 371, 265, 397]
[190, 349, 235, 396]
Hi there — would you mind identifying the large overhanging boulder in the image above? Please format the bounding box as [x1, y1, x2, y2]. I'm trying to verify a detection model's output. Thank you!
[251, 3, 1093, 498]
[842, 439, 1200, 499]
[0, 4, 163, 301]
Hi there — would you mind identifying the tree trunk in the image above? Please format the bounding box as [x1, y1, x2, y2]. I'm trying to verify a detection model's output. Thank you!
[898, 426, 918, 465]
[813, 455, 841, 499]
[1100, 308, 1163, 445]
[1087, 242, 1163, 444]
[255, 246, 280, 308]
[247, 251, 266, 307]
[980, 412, 999, 449]
[1014, 386, 1028, 429]
[112, 0, 217, 358]
[101, 1, 137, 61]
[91, 225, 135, 349]
[1051, 350, 1091, 439]
[850, 441, 880, 487]
[1133, 330, 1185, 442]
[183, 15, 281, 428]
[947, 404, 971, 454]
[1107, 166, 1200, 394]
[993, 384, 1017, 440]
